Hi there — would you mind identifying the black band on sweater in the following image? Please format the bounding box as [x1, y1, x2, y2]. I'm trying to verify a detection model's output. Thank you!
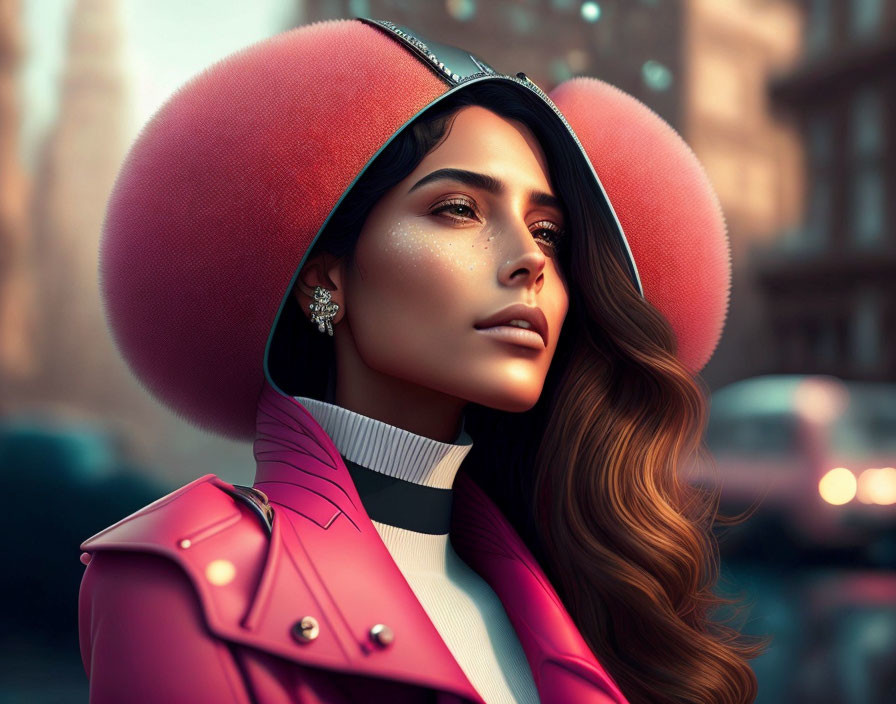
[342, 455, 453, 535]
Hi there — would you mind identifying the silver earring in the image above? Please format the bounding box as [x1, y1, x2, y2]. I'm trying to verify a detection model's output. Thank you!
[309, 286, 339, 336]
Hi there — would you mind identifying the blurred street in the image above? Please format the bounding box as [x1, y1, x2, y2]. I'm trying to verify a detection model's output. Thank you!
[718, 561, 896, 703]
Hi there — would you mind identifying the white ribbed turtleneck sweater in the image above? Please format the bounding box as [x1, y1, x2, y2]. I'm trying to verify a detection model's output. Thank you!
[296, 396, 540, 704]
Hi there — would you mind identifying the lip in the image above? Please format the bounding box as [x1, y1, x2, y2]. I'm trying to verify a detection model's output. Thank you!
[474, 304, 548, 348]
[474, 325, 545, 350]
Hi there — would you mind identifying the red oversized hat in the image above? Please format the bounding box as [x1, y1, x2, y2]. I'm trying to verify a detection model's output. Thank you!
[100, 18, 730, 440]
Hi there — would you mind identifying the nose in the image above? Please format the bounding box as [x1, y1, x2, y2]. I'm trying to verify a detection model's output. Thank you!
[497, 220, 547, 292]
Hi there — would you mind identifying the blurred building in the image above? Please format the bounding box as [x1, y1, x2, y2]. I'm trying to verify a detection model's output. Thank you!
[683, 0, 804, 387]
[0, 0, 266, 486]
[685, 0, 804, 245]
[757, 0, 896, 382]
[297, 0, 684, 128]
[28, 0, 134, 418]
[13, 0, 255, 482]
[0, 0, 35, 399]
[293, 0, 804, 388]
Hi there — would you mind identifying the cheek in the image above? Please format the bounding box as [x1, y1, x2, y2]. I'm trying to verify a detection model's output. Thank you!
[354, 220, 493, 306]
[347, 221, 493, 378]
[379, 220, 492, 275]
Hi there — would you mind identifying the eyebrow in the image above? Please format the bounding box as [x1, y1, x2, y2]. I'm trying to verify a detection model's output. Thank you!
[407, 167, 564, 213]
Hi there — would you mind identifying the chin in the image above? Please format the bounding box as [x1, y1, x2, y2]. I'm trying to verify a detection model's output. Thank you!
[469, 384, 544, 414]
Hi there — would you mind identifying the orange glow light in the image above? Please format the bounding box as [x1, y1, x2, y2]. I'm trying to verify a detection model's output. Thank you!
[858, 467, 896, 506]
[818, 467, 857, 505]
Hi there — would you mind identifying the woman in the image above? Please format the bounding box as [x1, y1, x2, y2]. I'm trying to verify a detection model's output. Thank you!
[78, 17, 764, 704]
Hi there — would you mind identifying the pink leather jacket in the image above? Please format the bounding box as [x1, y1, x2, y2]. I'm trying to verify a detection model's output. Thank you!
[78, 380, 629, 703]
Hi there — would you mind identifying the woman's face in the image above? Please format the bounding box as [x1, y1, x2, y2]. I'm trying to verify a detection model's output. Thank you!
[311, 105, 570, 420]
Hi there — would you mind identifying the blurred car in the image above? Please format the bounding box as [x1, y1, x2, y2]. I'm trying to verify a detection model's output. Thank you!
[692, 375, 896, 553]
[0, 415, 170, 645]
[0, 416, 118, 481]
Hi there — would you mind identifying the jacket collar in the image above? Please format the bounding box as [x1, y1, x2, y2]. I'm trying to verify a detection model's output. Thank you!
[252, 380, 628, 704]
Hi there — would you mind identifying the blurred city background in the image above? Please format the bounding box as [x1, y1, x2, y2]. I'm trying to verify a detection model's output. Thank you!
[0, 0, 893, 701]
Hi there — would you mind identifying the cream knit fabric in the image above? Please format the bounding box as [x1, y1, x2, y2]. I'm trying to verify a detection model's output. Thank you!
[296, 396, 539, 704]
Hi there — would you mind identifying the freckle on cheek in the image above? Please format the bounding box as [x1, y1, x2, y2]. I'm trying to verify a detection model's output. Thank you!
[383, 222, 493, 273]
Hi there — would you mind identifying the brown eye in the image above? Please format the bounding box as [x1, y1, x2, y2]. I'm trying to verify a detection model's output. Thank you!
[531, 221, 566, 249]
[431, 197, 480, 224]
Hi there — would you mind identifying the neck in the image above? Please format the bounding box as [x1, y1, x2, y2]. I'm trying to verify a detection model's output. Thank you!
[331, 334, 467, 443]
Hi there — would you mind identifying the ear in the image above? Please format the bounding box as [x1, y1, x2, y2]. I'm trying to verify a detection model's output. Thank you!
[292, 251, 347, 325]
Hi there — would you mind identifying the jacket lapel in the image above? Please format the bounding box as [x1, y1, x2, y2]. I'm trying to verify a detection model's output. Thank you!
[450, 473, 629, 703]
[251, 383, 485, 703]
[250, 381, 627, 704]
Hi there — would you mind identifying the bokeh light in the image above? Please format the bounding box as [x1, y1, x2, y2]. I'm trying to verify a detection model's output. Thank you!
[566, 48, 589, 72]
[793, 377, 850, 423]
[819, 467, 858, 505]
[348, 0, 370, 18]
[642, 59, 673, 91]
[550, 57, 574, 82]
[507, 5, 535, 34]
[580, 2, 602, 23]
[446, 0, 477, 22]
[857, 467, 896, 505]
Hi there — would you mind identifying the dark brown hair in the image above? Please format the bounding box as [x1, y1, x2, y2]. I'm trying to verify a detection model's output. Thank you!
[269, 81, 767, 704]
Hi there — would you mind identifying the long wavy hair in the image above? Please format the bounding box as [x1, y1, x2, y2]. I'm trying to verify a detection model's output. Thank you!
[269, 82, 767, 704]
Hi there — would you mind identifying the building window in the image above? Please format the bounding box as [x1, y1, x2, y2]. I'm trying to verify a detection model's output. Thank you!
[852, 167, 885, 246]
[850, 0, 883, 38]
[806, 176, 832, 250]
[807, 0, 832, 55]
[815, 319, 838, 368]
[804, 113, 834, 249]
[852, 288, 881, 371]
[850, 88, 883, 154]
[848, 88, 886, 247]
[809, 112, 835, 163]
[694, 50, 744, 122]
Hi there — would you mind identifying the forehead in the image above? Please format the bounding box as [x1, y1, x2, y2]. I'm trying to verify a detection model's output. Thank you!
[412, 105, 553, 190]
